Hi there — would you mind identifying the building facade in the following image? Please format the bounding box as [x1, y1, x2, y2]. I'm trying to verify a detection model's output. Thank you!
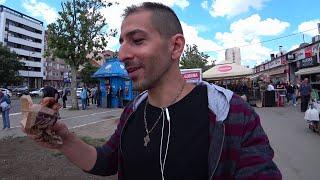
[225, 47, 241, 65]
[0, 5, 44, 88]
[254, 54, 289, 84]
[43, 31, 71, 89]
[288, 39, 320, 88]
[253, 37, 320, 89]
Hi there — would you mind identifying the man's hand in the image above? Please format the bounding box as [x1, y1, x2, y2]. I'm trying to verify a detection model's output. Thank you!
[23, 121, 71, 149]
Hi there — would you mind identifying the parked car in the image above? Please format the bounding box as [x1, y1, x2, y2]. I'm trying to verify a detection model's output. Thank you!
[0, 88, 12, 97]
[76, 88, 83, 98]
[16, 89, 29, 97]
[12, 86, 28, 92]
[30, 88, 44, 97]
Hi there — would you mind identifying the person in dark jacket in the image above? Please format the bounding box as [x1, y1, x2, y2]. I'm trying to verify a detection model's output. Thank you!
[24, 2, 281, 179]
[62, 88, 68, 108]
[286, 82, 297, 106]
[0, 91, 11, 130]
[42, 84, 59, 102]
[300, 78, 312, 112]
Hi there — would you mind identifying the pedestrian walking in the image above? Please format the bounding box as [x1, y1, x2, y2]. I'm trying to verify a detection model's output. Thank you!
[80, 87, 88, 110]
[91, 87, 96, 105]
[24, 2, 281, 179]
[62, 88, 68, 108]
[86, 88, 91, 107]
[286, 82, 297, 106]
[118, 86, 123, 108]
[300, 78, 312, 112]
[96, 86, 102, 107]
[0, 91, 11, 130]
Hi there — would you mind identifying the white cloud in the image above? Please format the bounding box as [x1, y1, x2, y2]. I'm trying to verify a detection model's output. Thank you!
[214, 14, 290, 66]
[0, 0, 6, 4]
[289, 44, 299, 51]
[174, 0, 190, 9]
[194, 24, 210, 32]
[207, 0, 270, 18]
[201, 1, 208, 10]
[298, 19, 320, 37]
[22, 0, 58, 24]
[181, 21, 221, 53]
[229, 14, 290, 40]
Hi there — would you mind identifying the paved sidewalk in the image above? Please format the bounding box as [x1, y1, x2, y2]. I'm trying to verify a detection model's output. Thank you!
[0, 107, 123, 139]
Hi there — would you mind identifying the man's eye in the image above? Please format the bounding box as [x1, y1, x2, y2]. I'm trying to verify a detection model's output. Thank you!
[133, 39, 144, 45]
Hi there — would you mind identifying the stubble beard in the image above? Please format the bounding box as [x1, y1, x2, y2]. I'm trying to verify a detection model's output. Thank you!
[132, 56, 172, 92]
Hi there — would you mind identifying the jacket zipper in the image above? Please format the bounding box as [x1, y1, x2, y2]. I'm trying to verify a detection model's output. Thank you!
[209, 123, 225, 180]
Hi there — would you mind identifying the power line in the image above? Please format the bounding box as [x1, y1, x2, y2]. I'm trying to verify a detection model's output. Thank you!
[208, 27, 318, 52]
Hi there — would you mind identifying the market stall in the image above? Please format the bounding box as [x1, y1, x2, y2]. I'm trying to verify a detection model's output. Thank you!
[203, 63, 253, 90]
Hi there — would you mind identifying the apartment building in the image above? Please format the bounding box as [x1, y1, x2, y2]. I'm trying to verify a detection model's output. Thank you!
[0, 5, 44, 88]
[225, 47, 241, 65]
[43, 31, 71, 89]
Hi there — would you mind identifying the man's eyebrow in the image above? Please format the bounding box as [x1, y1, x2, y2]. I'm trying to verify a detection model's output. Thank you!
[119, 29, 147, 44]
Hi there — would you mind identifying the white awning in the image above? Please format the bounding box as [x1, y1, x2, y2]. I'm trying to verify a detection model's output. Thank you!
[295, 66, 320, 75]
[203, 63, 253, 80]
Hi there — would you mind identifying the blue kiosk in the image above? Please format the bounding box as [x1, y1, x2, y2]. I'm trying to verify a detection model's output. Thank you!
[92, 58, 136, 108]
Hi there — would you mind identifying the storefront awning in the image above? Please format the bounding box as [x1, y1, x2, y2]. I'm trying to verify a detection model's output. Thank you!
[203, 63, 253, 80]
[295, 66, 320, 75]
[247, 74, 261, 79]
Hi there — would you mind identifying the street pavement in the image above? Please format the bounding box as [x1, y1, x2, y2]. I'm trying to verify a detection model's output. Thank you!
[1, 101, 320, 179]
[256, 105, 320, 180]
[0, 105, 123, 139]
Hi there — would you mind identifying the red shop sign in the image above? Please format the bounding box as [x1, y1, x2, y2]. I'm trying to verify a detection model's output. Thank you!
[218, 65, 232, 72]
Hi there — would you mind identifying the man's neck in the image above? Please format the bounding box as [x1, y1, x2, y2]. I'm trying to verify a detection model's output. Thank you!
[147, 72, 195, 108]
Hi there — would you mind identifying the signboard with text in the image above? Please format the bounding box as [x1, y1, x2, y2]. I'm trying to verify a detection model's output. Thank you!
[181, 68, 202, 84]
[295, 49, 305, 61]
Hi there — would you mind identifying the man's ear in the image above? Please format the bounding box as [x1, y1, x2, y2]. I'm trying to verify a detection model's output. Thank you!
[169, 34, 185, 61]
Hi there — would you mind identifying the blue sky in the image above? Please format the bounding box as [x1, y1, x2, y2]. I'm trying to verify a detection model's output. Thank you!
[1, 0, 320, 67]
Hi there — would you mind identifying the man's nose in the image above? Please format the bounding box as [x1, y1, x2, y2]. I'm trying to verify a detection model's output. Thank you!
[118, 43, 133, 62]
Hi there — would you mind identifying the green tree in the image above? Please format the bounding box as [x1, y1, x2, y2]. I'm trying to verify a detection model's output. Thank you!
[46, 0, 116, 109]
[80, 62, 99, 85]
[0, 43, 24, 86]
[180, 44, 215, 72]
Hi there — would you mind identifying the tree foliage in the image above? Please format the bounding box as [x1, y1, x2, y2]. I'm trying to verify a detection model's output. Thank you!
[46, 0, 116, 109]
[80, 62, 99, 85]
[0, 43, 24, 86]
[180, 44, 215, 72]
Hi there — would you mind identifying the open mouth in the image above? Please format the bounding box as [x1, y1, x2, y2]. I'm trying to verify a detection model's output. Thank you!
[126, 66, 141, 73]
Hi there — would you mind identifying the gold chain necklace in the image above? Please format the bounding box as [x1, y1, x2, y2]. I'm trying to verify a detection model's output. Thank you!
[143, 80, 186, 147]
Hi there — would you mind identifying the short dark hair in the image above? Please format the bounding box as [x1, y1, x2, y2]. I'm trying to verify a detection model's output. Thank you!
[122, 2, 183, 38]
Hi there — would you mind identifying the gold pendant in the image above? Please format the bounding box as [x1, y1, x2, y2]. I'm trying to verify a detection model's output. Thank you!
[144, 134, 150, 147]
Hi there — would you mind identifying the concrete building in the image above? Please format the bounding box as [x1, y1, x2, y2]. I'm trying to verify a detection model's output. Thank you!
[225, 47, 241, 65]
[0, 5, 44, 88]
[43, 31, 71, 89]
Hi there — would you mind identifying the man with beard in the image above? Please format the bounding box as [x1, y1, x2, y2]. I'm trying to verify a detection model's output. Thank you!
[24, 2, 281, 179]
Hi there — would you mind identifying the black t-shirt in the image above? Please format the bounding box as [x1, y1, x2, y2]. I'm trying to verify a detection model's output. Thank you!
[122, 85, 209, 180]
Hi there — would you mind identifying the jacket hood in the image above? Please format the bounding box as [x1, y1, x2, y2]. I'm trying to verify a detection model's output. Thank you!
[131, 81, 233, 122]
